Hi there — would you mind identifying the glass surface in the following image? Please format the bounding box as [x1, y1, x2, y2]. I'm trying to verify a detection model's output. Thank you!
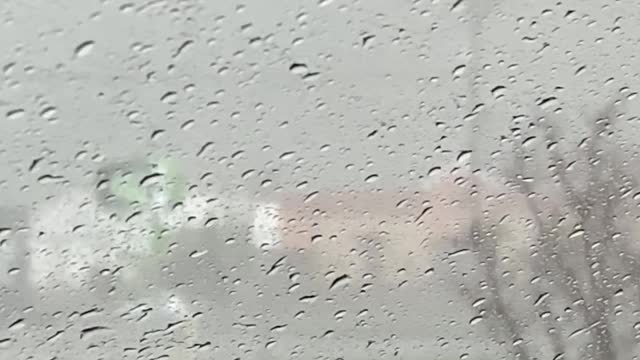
[1, 0, 639, 359]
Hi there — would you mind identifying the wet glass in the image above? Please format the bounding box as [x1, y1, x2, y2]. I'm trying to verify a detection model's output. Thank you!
[1, 0, 639, 359]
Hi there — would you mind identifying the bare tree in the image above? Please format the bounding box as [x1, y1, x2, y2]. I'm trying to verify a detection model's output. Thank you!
[456, 98, 640, 359]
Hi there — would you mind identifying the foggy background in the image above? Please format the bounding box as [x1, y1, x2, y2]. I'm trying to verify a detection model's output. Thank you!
[2, 0, 640, 359]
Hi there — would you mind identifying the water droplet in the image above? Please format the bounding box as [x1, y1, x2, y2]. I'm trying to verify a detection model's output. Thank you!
[365, 174, 379, 183]
[491, 85, 506, 99]
[204, 217, 218, 227]
[241, 169, 256, 179]
[40, 106, 57, 120]
[196, 142, 214, 157]
[362, 35, 375, 48]
[8, 319, 25, 331]
[280, 151, 295, 160]
[267, 256, 287, 276]
[304, 191, 319, 203]
[37, 174, 65, 184]
[189, 250, 208, 258]
[270, 324, 287, 332]
[534, 292, 549, 306]
[28, 157, 43, 172]
[450, 0, 464, 11]
[80, 326, 111, 340]
[299, 294, 318, 303]
[6, 109, 25, 120]
[160, 91, 178, 104]
[181, 119, 195, 130]
[74, 41, 95, 58]
[449, 249, 470, 257]
[569, 229, 585, 239]
[537, 96, 558, 110]
[150, 129, 165, 140]
[46, 330, 64, 343]
[289, 63, 308, 75]
[452, 64, 466, 78]
[522, 135, 537, 148]
[302, 72, 320, 81]
[428, 166, 442, 177]
[173, 40, 194, 59]
[329, 274, 351, 290]
[139, 173, 163, 186]
[456, 150, 472, 163]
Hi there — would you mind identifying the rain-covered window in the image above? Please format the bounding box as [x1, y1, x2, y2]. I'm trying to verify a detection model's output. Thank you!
[1, 0, 639, 359]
